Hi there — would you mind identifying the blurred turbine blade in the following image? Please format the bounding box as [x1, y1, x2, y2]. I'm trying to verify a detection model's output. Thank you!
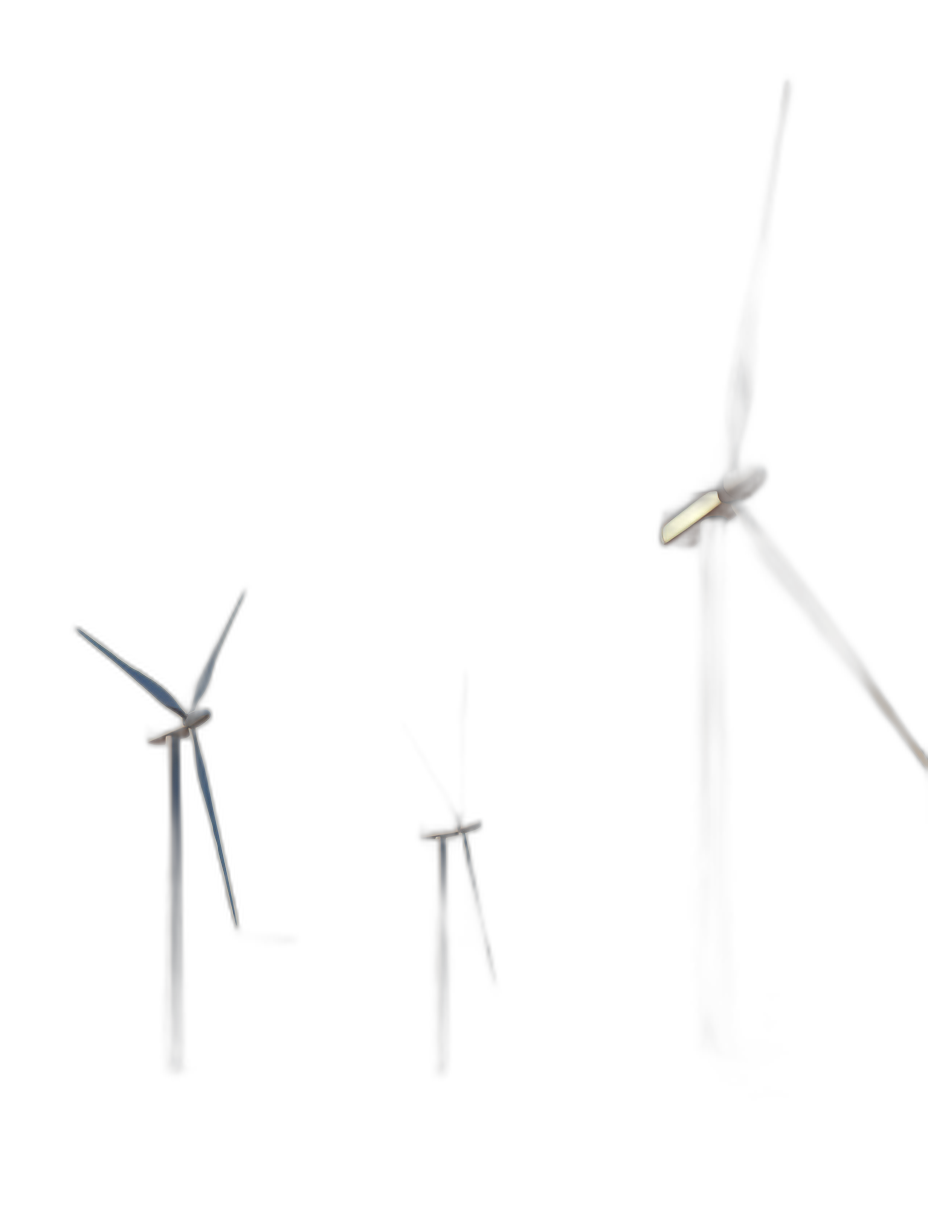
[191, 728, 240, 926]
[460, 673, 468, 821]
[462, 833, 496, 981]
[191, 591, 246, 710]
[726, 81, 791, 473]
[403, 724, 459, 825]
[738, 508, 928, 770]
[76, 628, 186, 719]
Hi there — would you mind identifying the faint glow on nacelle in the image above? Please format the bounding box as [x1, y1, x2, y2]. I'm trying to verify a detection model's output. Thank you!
[661, 491, 721, 544]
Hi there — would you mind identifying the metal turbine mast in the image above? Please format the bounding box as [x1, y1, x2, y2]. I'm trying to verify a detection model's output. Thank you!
[410, 677, 495, 1073]
[660, 83, 928, 1050]
[77, 591, 245, 1070]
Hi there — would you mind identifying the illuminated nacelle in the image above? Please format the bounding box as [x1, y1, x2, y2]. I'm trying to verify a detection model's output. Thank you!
[660, 463, 769, 549]
[660, 490, 729, 549]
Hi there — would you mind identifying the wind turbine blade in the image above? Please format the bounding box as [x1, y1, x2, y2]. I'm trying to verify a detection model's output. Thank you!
[76, 628, 186, 719]
[461, 832, 496, 981]
[738, 508, 928, 771]
[726, 81, 791, 473]
[191, 728, 240, 926]
[460, 673, 468, 821]
[191, 591, 246, 710]
[403, 724, 460, 825]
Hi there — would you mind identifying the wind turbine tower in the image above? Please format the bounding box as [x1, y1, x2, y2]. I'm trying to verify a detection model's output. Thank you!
[77, 592, 245, 1069]
[410, 678, 495, 1072]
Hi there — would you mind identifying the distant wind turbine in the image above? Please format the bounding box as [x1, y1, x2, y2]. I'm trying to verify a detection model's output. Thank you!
[77, 592, 245, 1070]
[408, 678, 495, 1073]
[660, 83, 927, 1050]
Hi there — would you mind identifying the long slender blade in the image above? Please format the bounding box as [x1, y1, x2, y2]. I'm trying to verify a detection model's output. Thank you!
[461, 833, 496, 981]
[404, 724, 460, 826]
[191, 592, 246, 711]
[191, 728, 240, 926]
[738, 507, 928, 771]
[460, 673, 468, 822]
[76, 628, 185, 719]
[726, 81, 791, 473]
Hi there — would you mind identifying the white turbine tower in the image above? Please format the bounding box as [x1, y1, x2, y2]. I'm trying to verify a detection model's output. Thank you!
[409, 678, 495, 1072]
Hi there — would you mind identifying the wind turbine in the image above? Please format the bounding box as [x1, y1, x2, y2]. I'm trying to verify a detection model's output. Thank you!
[76, 592, 245, 1070]
[660, 84, 927, 1050]
[408, 678, 495, 1073]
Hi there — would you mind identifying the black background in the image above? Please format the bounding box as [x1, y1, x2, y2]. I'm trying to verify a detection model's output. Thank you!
[32, 43, 921, 1133]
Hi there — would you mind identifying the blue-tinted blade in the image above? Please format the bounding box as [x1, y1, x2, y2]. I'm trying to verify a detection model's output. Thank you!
[724, 78, 788, 470]
[190, 592, 245, 710]
[76, 628, 186, 719]
[461, 833, 496, 981]
[191, 728, 239, 926]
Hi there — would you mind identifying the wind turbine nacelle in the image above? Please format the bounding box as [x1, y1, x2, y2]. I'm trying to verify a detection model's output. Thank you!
[421, 820, 483, 841]
[660, 490, 721, 546]
[660, 466, 768, 546]
[148, 709, 212, 745]
[185, 709, 212, 731]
